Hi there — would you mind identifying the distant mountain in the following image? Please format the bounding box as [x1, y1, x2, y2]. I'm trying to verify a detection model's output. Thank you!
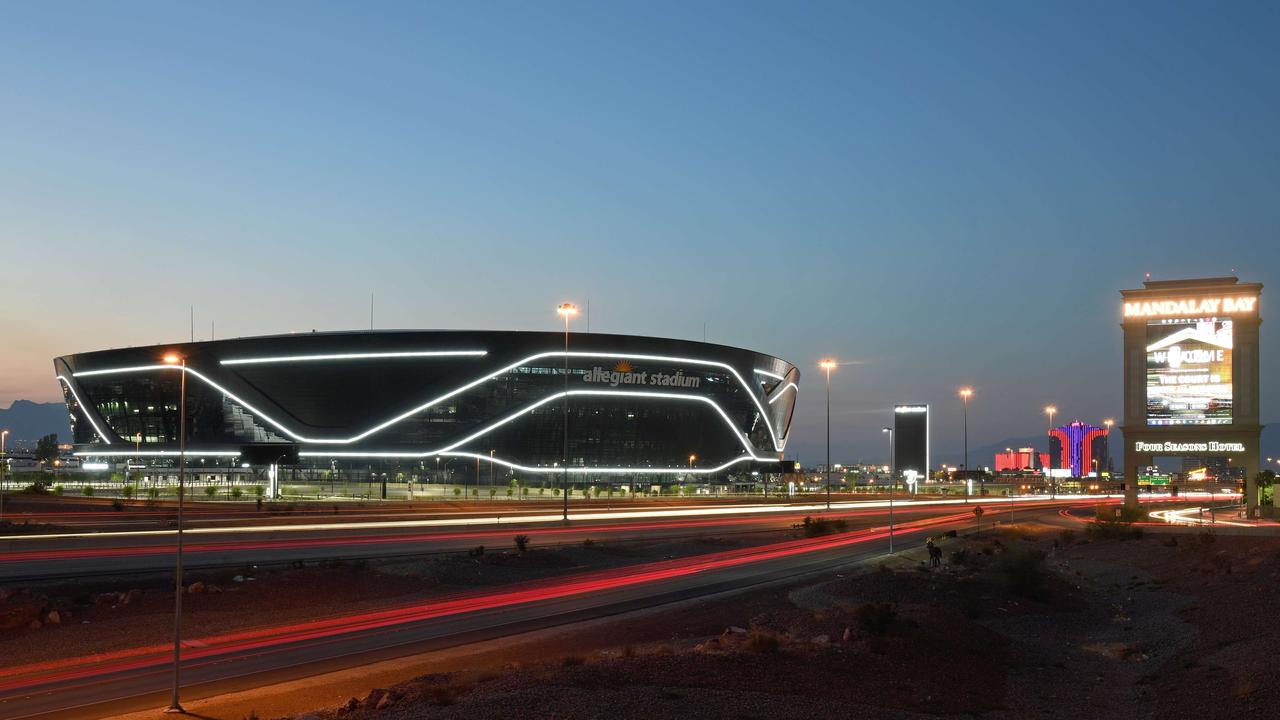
[0, 400, 72, 446]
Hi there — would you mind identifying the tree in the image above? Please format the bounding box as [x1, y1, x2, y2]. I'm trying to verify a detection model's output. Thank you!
[35, 434, 58, 464]
[1257, 470, 1276, 506]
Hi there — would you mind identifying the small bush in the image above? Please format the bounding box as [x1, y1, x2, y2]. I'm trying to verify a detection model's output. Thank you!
[205, 485, 218, 498]
[468, 545, 485, 557]
[52, 484, 64, 496]
[514, 534, 530, 552]
[231, 487, 243, 499]
[147, 487, 160, 499]
[852, 602, 897, 636]
[801, 516, 849, 537]
[253, 485, 264, 497]
[122, 485, 135, 499]
[453, 487, 461, 497]
[583, 538, 596, 549]
[1086, 519, 1144, 540]
[743, 630, 781, 654]
[82, 485, 95, 497]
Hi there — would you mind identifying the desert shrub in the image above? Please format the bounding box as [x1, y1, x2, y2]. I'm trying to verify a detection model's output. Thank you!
[1000, 548, 1050, 599]
[514, 534, 530, 552]
[453, 487, 461, 497]
[743, 630, 781, 654]
[1086, 519, 1144, 540]
[852, 602, 897, 636]
[1116, 505, 1148, 523]
[231, 487, 243, 499]
[147, 487, 160, 499]
[122, 485, 135, 499]
[81, 485, 94, 497]
[801, 516, 848, 537]
[253, 485, 264, 498]
[52, 484, 64, 496]
[468, 545, 485, 557]
[583, 538, 596, 548]
[204, 485, 217, 498]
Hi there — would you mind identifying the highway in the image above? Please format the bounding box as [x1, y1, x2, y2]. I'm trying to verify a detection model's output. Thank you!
[0, 498, 1082, 720]
[2, 495, 1100, 581]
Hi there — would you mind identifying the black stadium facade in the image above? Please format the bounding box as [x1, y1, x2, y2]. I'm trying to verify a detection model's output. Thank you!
[54, 331, 798, 486]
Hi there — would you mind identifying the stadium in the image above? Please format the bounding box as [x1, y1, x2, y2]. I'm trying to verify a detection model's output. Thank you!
[53, 330, 798, 494]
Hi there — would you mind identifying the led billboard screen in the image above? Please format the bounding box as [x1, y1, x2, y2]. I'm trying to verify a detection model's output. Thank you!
[1145, 318, 1232, 426]
[893, 404, 929, 476]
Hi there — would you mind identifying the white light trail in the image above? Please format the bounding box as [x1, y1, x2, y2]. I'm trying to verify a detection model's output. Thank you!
[0, 494, 1118, 542]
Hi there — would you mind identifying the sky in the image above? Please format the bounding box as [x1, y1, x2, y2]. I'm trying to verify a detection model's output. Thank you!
[1, 1, 1278, 464]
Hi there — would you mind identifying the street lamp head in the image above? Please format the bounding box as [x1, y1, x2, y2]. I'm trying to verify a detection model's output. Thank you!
[1045, 405, 1057, 415]
[556, 303, 579, 317]
[882, 427, 891, 433]
[162, 353, 183, 364]
[689, 453, 696, 463]
[959, 387, 973, 399]
[818, 359, 837, 371]
[1103, 418, 1114, 428]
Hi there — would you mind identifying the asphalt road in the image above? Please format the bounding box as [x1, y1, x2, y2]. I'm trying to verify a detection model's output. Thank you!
[2, 496, 1066, 581]
[0, 500, 1074, 720]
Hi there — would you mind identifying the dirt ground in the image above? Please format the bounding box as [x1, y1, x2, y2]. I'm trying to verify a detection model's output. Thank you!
[253, 523, 1280, 720]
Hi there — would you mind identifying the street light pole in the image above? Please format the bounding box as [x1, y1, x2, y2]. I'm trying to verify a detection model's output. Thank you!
[1045, 405, 1057, 499]
[162, 353, 187, 714]
[557, 303, 578, 522]
[819, 360, 837, 511]
[960, 388, 972, 503]
[882, 426, 894, 553]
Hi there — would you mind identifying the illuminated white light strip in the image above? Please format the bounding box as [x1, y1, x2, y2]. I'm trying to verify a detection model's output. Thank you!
[75, 351, 789, 450]
[754, 369, 787, 381]
[292, 388, 779, 471]
[767, 383, 798, 405]
[56, 376, 112, 445]
[440, 389, 761, 457]
[299, 451, 771, 475]
[221, 350, 487, 366]
[73, 450, 242, 457]
[0, 495, 1125, 543]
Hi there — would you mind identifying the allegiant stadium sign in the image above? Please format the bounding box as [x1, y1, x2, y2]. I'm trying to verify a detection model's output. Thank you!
[1124, 296, 1257, 318]
[583, 366, 702, 389]
[1133, 441, 1245, 453]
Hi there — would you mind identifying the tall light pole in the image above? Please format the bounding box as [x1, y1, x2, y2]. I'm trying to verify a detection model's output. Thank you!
[959, 388, 973, 503]
[1103, 418, 1114, 488]
[882, 426, 894, 553]
[162, 352, 187, 714]
[1045, 405, 1057, 499]
[819, 359, 837, 511]
[557, 303, 578, 522]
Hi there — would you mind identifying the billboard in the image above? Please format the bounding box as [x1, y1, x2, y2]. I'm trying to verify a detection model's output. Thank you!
[1145, 318, 1233, 426]
[893, 404, 929, 477]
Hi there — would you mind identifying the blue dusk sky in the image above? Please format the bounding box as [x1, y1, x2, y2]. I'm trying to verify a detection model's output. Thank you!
[1, 1, 1278, 463]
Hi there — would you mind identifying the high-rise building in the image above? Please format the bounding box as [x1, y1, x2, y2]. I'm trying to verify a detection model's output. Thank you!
[1048, 421, 1110, 477]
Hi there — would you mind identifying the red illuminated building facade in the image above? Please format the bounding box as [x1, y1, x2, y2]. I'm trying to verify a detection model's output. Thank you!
[994, 447, 1048, 472]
